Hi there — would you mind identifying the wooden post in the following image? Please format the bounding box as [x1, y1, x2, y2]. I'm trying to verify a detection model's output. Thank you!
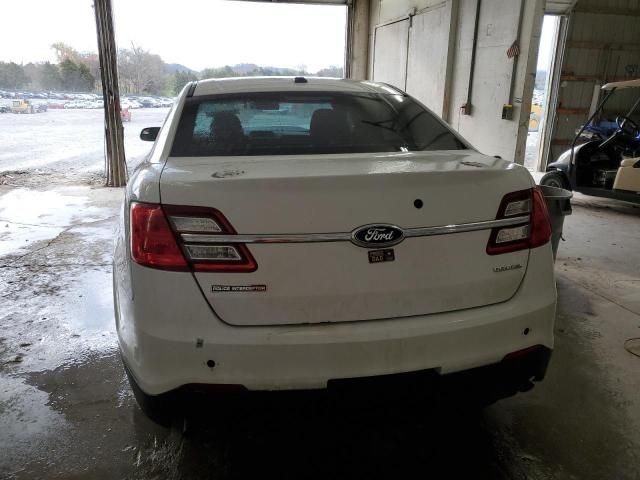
[93, 0, 127, 187]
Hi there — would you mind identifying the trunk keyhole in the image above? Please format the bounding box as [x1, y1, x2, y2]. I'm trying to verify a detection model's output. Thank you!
[414, 199, 423, 209]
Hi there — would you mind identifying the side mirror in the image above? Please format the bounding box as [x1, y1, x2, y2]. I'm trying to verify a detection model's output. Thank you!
[140, 126, 160, 142]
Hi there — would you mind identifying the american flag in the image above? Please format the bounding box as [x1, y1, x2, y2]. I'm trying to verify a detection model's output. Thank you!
[507, 41, 520, 59]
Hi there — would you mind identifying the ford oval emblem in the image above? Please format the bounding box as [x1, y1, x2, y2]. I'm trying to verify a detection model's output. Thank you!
[351, 224, 405, 248]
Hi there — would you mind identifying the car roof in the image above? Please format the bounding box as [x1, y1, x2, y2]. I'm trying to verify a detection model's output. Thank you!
[192, 76, 405, 96]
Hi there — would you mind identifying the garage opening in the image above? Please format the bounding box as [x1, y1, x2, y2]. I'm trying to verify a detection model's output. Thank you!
[524, 14, 560, 172]
[0, 0, 347, 187]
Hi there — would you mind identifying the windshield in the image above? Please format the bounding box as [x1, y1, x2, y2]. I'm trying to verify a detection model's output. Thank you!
[170, 92, 467, 156]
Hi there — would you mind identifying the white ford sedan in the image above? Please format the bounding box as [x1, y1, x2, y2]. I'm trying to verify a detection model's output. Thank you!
[113, 77, 556, 420]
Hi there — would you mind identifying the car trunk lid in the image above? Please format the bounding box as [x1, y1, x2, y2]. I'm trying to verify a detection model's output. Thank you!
[159, 150, 534, 326]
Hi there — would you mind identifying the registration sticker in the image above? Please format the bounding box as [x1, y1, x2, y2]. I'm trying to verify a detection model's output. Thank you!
[368, 249, 395, 264]
[211, 285, 267, 293]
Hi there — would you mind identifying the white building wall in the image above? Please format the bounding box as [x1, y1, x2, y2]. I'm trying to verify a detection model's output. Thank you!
[366, 0, 544, 164]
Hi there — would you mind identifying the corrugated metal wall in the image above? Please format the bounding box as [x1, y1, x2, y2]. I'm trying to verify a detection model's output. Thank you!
[545, 0, 640, 166]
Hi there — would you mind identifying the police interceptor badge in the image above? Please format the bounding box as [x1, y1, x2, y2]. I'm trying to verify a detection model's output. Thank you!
[211, 285, 267, 292]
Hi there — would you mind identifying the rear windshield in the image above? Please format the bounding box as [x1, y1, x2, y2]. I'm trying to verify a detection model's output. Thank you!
[170, 92, 466, 157]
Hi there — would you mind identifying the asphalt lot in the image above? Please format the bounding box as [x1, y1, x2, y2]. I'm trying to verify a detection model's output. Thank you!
[0, 107, 168, 184]
[1, 110, 639, 479]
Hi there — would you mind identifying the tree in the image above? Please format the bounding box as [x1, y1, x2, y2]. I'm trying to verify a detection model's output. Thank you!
[118, 43, 167, 94]
[58, 59, 94, 91]
[316, 66, 344, 78]
[77, 63, 95, 91]
[52, 42, 98, 91]
[59, 59, 80, 90]
[0, 62, 29, 89]
[200, 66, 236, 79]
[52, 42, 81, 63]
[173, 70, 198, 94]
[39, 62, 62, 90]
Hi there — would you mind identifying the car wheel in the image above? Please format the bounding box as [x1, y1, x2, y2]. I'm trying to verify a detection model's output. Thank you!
[540, 170, 569, 190]
[122, 359, 174, 426]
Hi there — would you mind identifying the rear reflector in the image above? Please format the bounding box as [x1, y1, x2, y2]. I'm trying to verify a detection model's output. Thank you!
[487, 188, 551, 255]
[130, 203, 189, 271]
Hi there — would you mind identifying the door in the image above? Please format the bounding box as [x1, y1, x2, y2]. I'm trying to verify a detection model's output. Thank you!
[372, 19, 409, 90]
[406, 5, 450, 116]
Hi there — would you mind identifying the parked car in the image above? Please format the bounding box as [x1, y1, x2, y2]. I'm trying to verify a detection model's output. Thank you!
[137, 97, 158, 108]
[114, 77, 556, 423]
[541, 78, 640, 204]
[122, 98, 142, 109]
[0, 105, 10, 113]
[158, 97, 174, 107]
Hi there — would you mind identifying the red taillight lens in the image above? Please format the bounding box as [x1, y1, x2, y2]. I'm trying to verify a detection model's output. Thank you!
[529, 187, 552, 249]
[130, 203, 189, 270]
[486, 188, 551, 255]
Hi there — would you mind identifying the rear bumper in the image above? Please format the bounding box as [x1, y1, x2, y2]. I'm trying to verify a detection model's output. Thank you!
[115, 246, 556, 395]
[123, 344, 552, 407]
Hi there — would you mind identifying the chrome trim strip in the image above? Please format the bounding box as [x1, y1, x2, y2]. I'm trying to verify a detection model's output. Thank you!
[404, 216, 528, 238]
[180, 216, 529, 244]
[181, 232, 351, 244]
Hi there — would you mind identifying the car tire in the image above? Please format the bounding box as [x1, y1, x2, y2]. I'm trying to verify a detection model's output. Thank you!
[540, 170, 570, 190]
[122, 358, 174, 427]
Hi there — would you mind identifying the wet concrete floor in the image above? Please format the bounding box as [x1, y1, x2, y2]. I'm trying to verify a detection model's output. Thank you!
[1, 182, 639, 479]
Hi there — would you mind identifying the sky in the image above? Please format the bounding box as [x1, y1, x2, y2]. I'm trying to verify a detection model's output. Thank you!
[0, 2, 557, 74]
[0, 0, 347, 72]
[537, 15, 558, 71]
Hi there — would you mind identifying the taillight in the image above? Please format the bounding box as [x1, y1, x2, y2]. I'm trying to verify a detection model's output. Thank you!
[529, 188, 552, 249]
[486, 188, 551, 255]
[130, 203, 257, 272]
[130, 203, 189, 271]
[163, 205, 257, 273]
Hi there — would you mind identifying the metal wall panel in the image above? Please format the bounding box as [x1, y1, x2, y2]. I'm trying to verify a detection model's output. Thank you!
[405, 4, 450, 115]
[372, 19, 410, 89]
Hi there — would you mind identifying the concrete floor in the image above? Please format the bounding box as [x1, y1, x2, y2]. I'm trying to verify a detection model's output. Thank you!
[1, 180, 639, 479]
